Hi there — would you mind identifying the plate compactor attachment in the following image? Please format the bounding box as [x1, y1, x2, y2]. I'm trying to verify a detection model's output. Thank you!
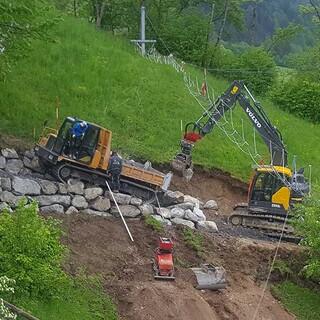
[191, 264, 227, 290]
[153, 237, 175, 281]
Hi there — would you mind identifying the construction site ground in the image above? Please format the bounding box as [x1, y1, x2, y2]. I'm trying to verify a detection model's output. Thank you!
[54, 170, 302, 320]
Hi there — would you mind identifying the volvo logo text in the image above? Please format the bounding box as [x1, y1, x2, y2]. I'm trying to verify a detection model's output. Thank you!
[246, 108, 262, 128]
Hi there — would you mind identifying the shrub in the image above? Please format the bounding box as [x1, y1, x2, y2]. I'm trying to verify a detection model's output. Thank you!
[144, 215, 164, 233]
[0, 200, 69, 299]
[271, 78, 320, 122]
[234, 47, 276, 94]
[182, 227, 204, 256]
[293, 194, 320, 280]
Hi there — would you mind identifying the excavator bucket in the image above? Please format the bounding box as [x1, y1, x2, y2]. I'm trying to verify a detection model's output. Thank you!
[171, 156, 194, 181]
[191, 264, 227, 290]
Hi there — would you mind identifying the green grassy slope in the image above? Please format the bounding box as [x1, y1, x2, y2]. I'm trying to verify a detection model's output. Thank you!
[272, 282, 320, 320]
[0, 17, 319, 182]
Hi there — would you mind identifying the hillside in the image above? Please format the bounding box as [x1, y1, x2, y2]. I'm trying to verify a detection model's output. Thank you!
[0, 17, 319, 182]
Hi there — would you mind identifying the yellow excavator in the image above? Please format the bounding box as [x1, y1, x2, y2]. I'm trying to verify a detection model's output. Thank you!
[35, 117, 172, 200]
[172, 80, 309, 240]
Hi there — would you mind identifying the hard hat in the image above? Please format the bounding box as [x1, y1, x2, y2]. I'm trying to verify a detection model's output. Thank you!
[80, 121, 87, 127]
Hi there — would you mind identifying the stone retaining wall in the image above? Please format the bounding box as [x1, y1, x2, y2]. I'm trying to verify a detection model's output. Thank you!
[0, 148, 219, 232]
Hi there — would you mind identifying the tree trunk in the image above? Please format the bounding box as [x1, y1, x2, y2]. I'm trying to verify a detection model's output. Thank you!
[95, 1, 107, 28]
[309, 0, 320, 23]
[214, 0, 230, 48]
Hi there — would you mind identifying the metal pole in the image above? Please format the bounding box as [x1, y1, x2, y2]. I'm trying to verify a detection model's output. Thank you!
[105, 181, 134, 242]
[141, 5, 146, 55]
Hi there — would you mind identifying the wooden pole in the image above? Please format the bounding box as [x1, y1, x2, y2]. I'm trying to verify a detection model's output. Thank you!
[3, 300, 40, 320]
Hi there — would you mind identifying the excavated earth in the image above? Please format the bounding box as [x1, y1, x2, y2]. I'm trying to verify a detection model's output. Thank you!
[56, 171, 301, 320]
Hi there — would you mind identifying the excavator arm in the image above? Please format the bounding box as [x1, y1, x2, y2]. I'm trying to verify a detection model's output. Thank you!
[171, 80, 287, 179]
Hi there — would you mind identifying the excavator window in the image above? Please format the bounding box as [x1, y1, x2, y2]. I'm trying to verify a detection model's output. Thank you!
[251, 172, 284, 202]
[53, 119, 73, 155]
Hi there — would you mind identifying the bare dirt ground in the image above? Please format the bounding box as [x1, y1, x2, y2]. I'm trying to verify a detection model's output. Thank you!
[58, 214, 300, 320]
[170, 167, 248, 214]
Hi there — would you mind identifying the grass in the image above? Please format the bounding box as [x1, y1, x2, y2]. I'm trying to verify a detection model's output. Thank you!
[182, 227, 204, 256]
[0, 16, 319, 184]
[13, 275, 118, 320]
[272, 281, 320, 320]
[144, 215, 164, 233]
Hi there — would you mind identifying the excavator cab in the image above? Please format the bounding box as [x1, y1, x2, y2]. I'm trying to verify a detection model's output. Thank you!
[248, 166, 291, 215]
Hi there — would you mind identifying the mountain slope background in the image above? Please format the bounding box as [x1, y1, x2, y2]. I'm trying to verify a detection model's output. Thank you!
[0, 17, 319, 182]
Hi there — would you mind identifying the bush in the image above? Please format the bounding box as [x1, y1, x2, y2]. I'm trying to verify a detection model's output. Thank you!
[233, 47, 276, 94]
[182, 227, 204, 256]
[144, 215, 164, 233]
[0, 200, 69, 299]
[293, 194, 320, 280]
[271, 78, 320, 122]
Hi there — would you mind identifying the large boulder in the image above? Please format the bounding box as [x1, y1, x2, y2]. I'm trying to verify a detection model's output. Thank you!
[6, 159, 24, 174]
[58, 183, 68, 194]
[0, 156, 6, 169]
[23, 157, 44, 173]
[0, 202, 12, 213]
[161, 190, 185, 206]
[67, 179, 84, 195]
[170, 202, 195, 211]
[65, 206, 79, 215]
[12, 177, 41, 195]
[105, 192, 131, 205]
[184, 195, 200, 206]
[130, 197, 143, 206]
[139, 203, 155, 216]
[90, 196, 111, 211]
[84, 187, 103, 201]
[82, 208, 113, 217]
[197, 221, 218, 233]
[155, 207, 171, 219]
[150, 215, 172, 226]
[170, 207, 185, 219]
[39, 180, 58, 195]
[40, 204, 65, 215]
[35, 195, 71, 207]
[72, 195, 88, 209]
[184, 207, 206, 223]
[0, 191, 23, 207]
[1, 148, 19, 159]
[0, 177, 11, 191]
[111, 205, 141, 218]
[171, 217, 195, 229]
[24, 149, 35, 159]
[204, 200, 219, 210]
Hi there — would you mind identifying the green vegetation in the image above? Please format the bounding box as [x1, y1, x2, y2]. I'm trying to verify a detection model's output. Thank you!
[144, 215, 164, 233]
[271, 78, 320, 122]
[272, 282, 320, 320]
[14, 274, 118, 320]
[0, 0, 58, 79]
[0, 17, 319, 183]
[0, 201, 118, 319]
[0, 200, 68, 299]
[182, 227, 204, 256]
[293, 193, 320, 280]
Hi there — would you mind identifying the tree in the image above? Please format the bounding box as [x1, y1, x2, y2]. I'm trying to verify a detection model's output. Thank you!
[230, 47, 276, 94]
[293, 193, 320, 280]
[300, 0, 320, 25]
[263, 23, 303, 56]
[0, 0, 58, 79]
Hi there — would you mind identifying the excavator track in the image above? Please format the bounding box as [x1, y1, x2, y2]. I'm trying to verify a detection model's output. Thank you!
[51, 162, 158, 202]
[228, 209, 300, 242]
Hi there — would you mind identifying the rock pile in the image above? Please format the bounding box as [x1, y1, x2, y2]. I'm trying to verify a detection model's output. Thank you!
[0, 148, 219, 232]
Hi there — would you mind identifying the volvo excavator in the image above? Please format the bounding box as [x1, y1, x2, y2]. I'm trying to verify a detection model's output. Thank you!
[171, 80, 309, 240]
[35, 117, 172, 200]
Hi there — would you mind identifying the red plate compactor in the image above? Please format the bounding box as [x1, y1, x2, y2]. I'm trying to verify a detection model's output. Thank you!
[153, 237, 175, 280]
